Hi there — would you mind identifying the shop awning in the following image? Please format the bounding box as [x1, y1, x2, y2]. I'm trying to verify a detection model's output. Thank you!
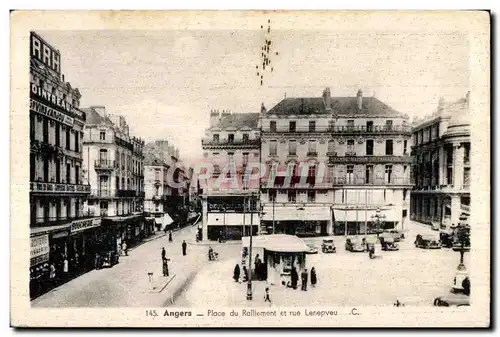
[30, 223, 71, 237]
[206, 213, 260, 227]
[242, 234, 310, 253]
[261, 205, 331, 221]
[334, 209, 399, 222]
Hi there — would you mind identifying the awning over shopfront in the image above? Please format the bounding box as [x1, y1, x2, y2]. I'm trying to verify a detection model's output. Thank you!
[160, 213, 175, 231]
[30, 223, 71, 237]
[261, 206, 331, 221]
[206, 213, 260, 227]
[334, 209, 399, 222]
[242, 234, 310, 253]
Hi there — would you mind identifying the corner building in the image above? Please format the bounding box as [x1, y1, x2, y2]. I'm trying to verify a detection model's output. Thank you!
[81, 106, 146, 251]
[29, 32, 97, 298]
[260, 88, 412, 236]
[410, 93, 471, 228]
[200, 110, 261, 241]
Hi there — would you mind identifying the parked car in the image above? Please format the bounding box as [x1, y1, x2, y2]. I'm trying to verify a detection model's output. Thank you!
[381, 237, 399, 251]
[452, 242, 471, 252]
[415, 235, 442, 249]
[95, 251, 119, 269]
[433, 293, 470, 307]
[439, 230, 454, 248]
[321, 239, 336, 253]
[345, 238, 365, 252]
[307, 244, 318, 254]
[383, 230, 404, 242]
[432, 222, 440, 231]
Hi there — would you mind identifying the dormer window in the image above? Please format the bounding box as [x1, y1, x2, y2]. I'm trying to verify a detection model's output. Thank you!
[213, 134, 219, 142]
[228, 134, 234, 143]
[242, 133, 249, 142]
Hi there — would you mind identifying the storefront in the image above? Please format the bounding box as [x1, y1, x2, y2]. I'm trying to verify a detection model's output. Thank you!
[69, 217, 102, 275]
[30, 233, 50, 299]
[101, 214, 144, 250]
[206, 212, 260, 241]
[261, 205, 330, 237]
[333, 208, 398, 235]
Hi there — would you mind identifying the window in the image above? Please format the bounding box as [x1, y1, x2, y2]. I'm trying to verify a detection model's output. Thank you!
[269, 190, 277, 202]
[55, 123, 60, 147]
[155, 170, 160, 181]
[55, 159, 61, 183]
[403, 189, 407, 201]
[74, 132, 79, 152]
[289, 140, 297, 155]
[347, 120, 355, 131]
[30, 114, 35, 139]
[366, 121, 374, 132]
[100, 131, 106, 141]
[308, 140, 317, 155]
[403, 140, 408, 154]
[43, 118, 49, 143]
[288, 190, 296, 202]
[213, 134, 219, 142]
[385, 139, 393, 155]
[385, 165, 393, 184]
[309, 121, 316, 132]
[346, 165, 354, 184]
[66, 129, 70, 150]
[228, 152, 234, 166]
[365, 165, 373, 184]
[464, 143, 470, 164]
[347, 139, 355, 155]
[243, 152, 249, 166]
[366, 139, 374, 155]
[30, 153, 36, 181]
[289, 121, 296, 132]
[328, 120, 335, 131]
[75, 166, 80, 185]
[66, 163, 71, 184]
[269, 140, 277, 156]
[270, 121, 277, 132]
[307, 190, 316, 202]
[327, 140, 335, 154]
[115, 177, 119, 190]
[464, 168, 470, 186]
[386, 120, 393, 131]
[242, 133, 249, 142]
[228, 134, 234, 143]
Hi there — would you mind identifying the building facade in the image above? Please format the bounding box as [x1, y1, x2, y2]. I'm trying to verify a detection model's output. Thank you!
[29, 32, 97, 298]
[143, 140, 187, 231]
[200, 110, 261, 241]
[260, 88, 412, 236]
[81, 106, 146, 250]
[410, 93, 471, 228]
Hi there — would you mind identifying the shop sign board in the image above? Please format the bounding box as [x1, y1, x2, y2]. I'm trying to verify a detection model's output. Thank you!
[31, 234, 49, 260]
[71, 218, 102, 234]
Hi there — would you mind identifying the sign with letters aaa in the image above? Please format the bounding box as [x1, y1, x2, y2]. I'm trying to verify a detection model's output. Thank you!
[30, 234, 49, 259]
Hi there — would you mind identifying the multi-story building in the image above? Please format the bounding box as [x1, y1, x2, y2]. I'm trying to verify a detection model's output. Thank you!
[200, 110, 261, 241]
[410, 92, 471, 228]
[260, 88, 412, 236]
[81, 106, 146, 250]
[143, 140, 187, 231]
[29, 32, 97, 298]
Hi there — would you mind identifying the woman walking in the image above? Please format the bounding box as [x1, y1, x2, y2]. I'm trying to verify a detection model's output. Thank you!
[310, 267, 317, 288]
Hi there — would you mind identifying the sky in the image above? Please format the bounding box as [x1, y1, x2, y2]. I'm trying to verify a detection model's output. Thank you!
[39, 29, 470, 164]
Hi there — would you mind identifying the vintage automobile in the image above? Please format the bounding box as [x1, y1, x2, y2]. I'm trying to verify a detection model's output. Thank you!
[439, 230, 454, 248]
[431, 222, 441, 231]
[95, 250, 119, 269]
[415, 235, 442, 249]
[345, 237, 365, 252]
[433, 293, 470, 307]
[321, 239, 336, 253]
[307, 244, 319, 254]
[381, 237, 399, 251]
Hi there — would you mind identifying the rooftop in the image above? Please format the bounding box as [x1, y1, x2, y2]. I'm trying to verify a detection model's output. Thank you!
[209, 113, 260, 131]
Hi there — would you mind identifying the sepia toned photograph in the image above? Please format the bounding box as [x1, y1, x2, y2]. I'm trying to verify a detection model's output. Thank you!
[10, 10, 490, 327]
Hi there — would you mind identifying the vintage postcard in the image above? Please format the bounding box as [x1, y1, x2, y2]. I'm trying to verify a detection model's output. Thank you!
[10, 10, 490, 328]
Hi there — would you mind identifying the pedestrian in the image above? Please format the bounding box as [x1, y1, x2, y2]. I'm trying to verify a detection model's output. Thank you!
[182, 240, 187, 256]
[310, 267, 317, 288]
[242, 266, 248, 282]
[169, 230, 173, 243]
[264, 287, 271, 304]
[63, 256, 69, 280]
[233, 264, 241, 282]
[291, 266, 298, 290]
[122, 241, 128, 256]
[255, 254, 261, 280]
[301, 269, 308, 291]
[161, 247, 166, 261]
[49, 263, 56, 288]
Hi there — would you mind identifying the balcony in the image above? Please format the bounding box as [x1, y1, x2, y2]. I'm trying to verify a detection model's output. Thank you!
[202, 138, 260, 148]
[95, 159, 117, 170]
[117, 189, 138, 198]
[90, 189, 114, 198]
[306, 151, 318, 157]
[345, 151, 357, 157]
[30, 182, 91, 194]
[331, 125, 411, 134]
[328, 155, 411, 164]
[331, 177, 412, 186]
[31, 211, 100, 228]
[326, 151, 337, 157]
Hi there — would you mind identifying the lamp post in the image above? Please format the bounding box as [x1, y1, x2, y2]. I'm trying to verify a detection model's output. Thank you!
[453, 217, 470, 293]
[247, 192, 254, 300]
[371, 207, 386, 238]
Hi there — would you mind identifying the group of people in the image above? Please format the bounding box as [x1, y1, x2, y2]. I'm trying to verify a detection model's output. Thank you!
[159, 235, 189, 277]
[286, 266, 317, 291]
[232, 264, 249, 282]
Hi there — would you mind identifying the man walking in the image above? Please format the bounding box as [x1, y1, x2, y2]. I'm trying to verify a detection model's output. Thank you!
[182, 240, 187, 256]
[301, 269, 308, 291]
[161, 247, 166, 261]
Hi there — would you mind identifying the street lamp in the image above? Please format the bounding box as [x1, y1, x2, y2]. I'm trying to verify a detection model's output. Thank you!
[247, 192, 255, 300]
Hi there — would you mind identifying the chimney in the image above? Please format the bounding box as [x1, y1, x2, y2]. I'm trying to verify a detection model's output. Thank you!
[261, 102, 267, 114]
[466, 91, 471, 107]
[322, 87, 331, 111]
[357, 89, 363, 110]
[91, 105, 107, 118]
[210, 109, 219, 127]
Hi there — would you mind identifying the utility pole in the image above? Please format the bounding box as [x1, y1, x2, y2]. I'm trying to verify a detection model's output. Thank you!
[247, 192, 254, 300]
